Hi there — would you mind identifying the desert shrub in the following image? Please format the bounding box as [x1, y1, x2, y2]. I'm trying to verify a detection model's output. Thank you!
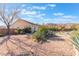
[60, 26, 65, 31]
[70, 30, 79, 51]
[15, 27, 32, 34]
[48, 26, 65, 31]
[32, 26, 47, 42]
[23, 27, 32, 33]
[71, 27, 77, 31]
[48, 27, 58, 31]
[15, 29, 23, 34]
[32, 26, 54, 43]
[0, 33, 4, 37]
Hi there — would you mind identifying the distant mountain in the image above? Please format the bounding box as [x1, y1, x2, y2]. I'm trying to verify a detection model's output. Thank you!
[44, 23, 79, 30]
[44, 23, 79, 26]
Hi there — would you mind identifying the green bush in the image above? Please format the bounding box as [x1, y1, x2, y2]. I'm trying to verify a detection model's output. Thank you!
[32, 26, 54, 43]
[60, 26, 65, 31]
[15, 27, 32, 34]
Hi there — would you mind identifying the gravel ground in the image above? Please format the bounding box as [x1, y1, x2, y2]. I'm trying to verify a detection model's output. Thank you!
[0, 34, 76, 56]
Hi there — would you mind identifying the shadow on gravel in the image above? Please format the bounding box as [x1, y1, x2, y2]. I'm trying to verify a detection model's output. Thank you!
[44, 33, 65, 41]
[48, 36, 65, 41]
[0, 35, 48, 56]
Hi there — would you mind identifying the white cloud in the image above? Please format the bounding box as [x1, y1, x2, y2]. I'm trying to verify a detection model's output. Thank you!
[53, 12, 77, 19]
[53, 18, 78, 23]
[20, 9, 37, 15]
[27, 13, 45, 20]
[24, 5, 47, 10]
[25, 4, 56, 10]
[53, 13, 64, 16]
[43, 18, 77, 24]
[48, 4, 56, 7]
[23, 11, 37, 15]
[63, 15, 77, 19]
[20, 8, 47, 24]
[20, 9, 46, 20]
[43, 13, 78, 24]
[32, 6, 46, 10]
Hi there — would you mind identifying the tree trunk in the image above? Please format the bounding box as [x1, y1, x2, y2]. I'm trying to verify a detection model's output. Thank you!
[7, 25, 10, 35]
[6, 25, 11, 55]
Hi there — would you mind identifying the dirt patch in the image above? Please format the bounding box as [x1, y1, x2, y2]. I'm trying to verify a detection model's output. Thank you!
[0, 34, 75, 56]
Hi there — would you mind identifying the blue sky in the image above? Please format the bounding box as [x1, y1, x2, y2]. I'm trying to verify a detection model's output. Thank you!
[0, 3, 79, 25]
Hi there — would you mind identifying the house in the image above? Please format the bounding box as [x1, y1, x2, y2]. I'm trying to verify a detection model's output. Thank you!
[11, 19, 40, 31]
[0, 19, 40, 34]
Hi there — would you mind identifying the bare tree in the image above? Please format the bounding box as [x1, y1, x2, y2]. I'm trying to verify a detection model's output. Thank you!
[0, 4, 20, 55]
[0, 4, 20, 35]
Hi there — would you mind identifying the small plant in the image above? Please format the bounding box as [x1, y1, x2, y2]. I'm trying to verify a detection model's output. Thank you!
[32, 26, 54, 43]
[32, 26, 47, 42]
